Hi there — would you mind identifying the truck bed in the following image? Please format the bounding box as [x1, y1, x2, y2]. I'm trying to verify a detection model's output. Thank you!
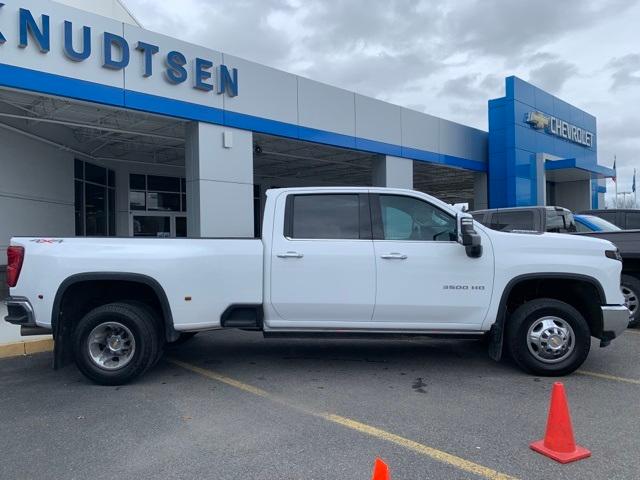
[9, 237, 264, 331]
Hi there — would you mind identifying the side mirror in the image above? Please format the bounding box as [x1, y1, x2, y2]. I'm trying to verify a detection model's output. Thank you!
[458, 216, 483, 258]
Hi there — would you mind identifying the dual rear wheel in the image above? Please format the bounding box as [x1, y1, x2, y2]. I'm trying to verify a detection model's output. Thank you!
[73, 302, 163, 385]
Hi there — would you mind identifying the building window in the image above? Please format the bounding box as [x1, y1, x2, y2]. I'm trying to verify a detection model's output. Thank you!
[129, 174, 187, 212]
[129, 174, 187, 238]
[74, 159, 116, 236]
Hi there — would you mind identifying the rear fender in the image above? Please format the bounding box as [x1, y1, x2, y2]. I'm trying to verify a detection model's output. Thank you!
[51, 272, 176, 369]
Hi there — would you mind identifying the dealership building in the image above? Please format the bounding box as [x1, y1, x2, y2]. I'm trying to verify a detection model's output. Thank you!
[0, 0, 614, 289]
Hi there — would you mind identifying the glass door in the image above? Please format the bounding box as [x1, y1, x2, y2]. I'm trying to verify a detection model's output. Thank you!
[129, 173, 187, 238]
[130, 213, 187, 237]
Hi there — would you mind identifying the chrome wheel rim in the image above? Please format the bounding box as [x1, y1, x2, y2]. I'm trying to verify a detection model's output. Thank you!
[527, 316, 575, 364]
[87, 322, 136, 370]
[621, 285, 638, 321]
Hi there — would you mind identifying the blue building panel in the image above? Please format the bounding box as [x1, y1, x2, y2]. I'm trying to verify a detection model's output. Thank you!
[515, 176, 536, 205]
[489, 129, 507, 156]
[514, 124, 537, 153]
[507, 76, 536, 107]
[488, 76, 609, 209]
[533, 88, 554, 114]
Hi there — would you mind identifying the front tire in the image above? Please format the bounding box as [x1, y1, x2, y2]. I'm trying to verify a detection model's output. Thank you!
[621, 274, 640, 328]
[506, 298, 591, 376]
[73, 302, 160, 385]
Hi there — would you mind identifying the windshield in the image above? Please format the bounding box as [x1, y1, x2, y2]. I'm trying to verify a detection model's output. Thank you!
[578, 215, 622, 232]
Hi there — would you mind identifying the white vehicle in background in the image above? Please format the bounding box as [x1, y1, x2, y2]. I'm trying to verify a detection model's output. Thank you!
[4, 187, 629, 385]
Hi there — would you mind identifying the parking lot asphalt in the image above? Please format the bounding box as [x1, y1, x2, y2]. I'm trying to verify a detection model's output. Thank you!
[1, 329, 639, 480]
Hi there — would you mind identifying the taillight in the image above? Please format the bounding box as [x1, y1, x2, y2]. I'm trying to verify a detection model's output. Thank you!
[7, 246, 25, 288]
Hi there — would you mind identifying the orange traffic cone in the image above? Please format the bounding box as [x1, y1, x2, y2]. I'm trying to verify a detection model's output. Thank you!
[530, 382, 591, 463]
[371, 458, 390, 480]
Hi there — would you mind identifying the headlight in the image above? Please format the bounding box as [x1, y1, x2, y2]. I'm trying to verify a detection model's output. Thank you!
[605, 249, 622, 261]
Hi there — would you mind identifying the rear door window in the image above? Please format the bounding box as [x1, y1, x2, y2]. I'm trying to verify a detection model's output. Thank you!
[489, 211, 535, 232]
[287, 194, 364, 239]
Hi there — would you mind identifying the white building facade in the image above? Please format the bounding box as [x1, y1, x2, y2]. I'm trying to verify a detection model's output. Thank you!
[0, 0, 613, 343]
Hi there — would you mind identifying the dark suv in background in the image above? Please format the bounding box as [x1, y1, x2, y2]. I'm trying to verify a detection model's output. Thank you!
[471, 206, 640, 328]
[471, 206, 577, 234]
[580, 209, 640, 230]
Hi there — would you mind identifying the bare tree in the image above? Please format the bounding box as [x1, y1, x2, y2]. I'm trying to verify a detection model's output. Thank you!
[605, 194, 638, 209]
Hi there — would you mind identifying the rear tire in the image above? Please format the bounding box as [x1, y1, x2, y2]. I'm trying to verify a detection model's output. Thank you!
[506, 298, 591, 376]
[621, 274, 640, 328]
[73, 302, 160, 385]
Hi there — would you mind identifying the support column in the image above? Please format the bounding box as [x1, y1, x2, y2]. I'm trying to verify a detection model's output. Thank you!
[185, 123, 254, 237]
[596, 178, 606, 209]
[535, 153, 547, 206]
[372, 155, 413, 189]
[554, 180, 591, 211]
[473, 172, 488, 210]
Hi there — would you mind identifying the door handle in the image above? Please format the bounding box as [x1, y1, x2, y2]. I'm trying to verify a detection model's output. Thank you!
[380, 253, 408, 260]
[277, 251, 304, 258]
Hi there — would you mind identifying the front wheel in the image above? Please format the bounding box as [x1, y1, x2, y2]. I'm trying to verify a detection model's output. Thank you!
[621, 274, 640, 328]
[506, 298, 591, 376]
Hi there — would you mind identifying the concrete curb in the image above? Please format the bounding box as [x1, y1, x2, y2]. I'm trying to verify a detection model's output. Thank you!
[0, 338, 54, 359]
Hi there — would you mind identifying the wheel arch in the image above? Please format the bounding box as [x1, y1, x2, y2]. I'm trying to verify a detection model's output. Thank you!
[51, 272, 176, 369]
[488, 273, 606, 361]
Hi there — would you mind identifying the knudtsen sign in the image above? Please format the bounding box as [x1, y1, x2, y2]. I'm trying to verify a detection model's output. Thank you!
[0, 6, 239, 97]
[525, 111, 594, 148]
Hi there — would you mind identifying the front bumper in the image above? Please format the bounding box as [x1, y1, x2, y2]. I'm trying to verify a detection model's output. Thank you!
[3, 296, 36, 327]
[600, 305, 629, 346]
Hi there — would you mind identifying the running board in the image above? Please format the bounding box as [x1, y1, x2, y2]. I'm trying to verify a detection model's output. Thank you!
[263, 330, 485, 340]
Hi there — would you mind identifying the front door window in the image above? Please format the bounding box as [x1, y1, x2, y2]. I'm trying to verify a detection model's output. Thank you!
[377, 195, 457, 241]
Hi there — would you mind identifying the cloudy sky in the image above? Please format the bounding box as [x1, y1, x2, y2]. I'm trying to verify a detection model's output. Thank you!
[124, 0, 640, 193]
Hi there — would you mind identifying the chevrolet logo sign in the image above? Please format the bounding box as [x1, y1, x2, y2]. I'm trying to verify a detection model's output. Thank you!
[524, 110, 594, 148]
[525, 111, 549, 129]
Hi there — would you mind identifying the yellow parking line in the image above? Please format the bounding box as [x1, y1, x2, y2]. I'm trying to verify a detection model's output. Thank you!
[170, 359, 518, 480]
[172, 360, 271, 397]
[577, 370, 640, 385]
[323, 414, 516, 480]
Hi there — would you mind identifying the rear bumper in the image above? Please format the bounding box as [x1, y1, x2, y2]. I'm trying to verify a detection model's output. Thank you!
[600, 305, 629, 346]
[3, 296, 36, 327]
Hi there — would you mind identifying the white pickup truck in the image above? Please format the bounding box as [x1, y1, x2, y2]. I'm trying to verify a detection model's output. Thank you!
[4, 187, 629, 385]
